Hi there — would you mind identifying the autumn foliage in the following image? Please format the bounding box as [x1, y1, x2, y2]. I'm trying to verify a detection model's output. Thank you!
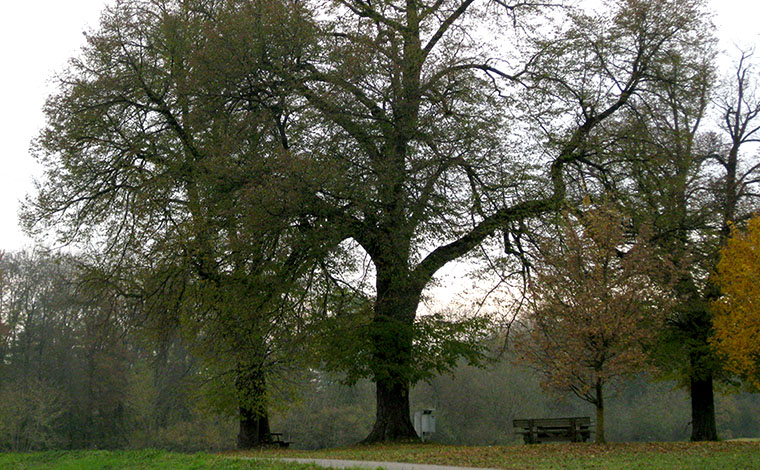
[711, 215, 760, 389]
[515, 206, 673, 443]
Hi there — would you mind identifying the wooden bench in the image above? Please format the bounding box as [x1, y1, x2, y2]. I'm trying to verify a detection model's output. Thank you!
[267, 432, 291, 448]
[513, 417, 592, 443]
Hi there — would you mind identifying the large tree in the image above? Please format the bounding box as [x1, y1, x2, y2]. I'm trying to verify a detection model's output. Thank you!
[611, 47, 721, 441]
[606, 49, 760, 441]
[22, 0, 334, 448]
[708, 52, 760, 389]
[256, 0, 711, 441]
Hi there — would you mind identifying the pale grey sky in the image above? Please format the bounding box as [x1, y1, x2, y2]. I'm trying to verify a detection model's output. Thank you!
[1, 0, 111, 251]
[0, 0, 758, 252]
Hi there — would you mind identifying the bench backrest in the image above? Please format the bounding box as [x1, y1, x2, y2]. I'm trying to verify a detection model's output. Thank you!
[513, 417, 591, 428]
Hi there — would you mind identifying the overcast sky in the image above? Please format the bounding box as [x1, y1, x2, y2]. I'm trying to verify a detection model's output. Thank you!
[0, 0, 758, 252]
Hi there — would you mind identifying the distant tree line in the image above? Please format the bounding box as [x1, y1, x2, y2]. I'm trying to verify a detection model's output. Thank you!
[0, 251, 235, 451]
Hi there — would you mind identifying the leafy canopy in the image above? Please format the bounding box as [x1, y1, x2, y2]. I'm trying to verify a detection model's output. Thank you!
[712, 215, 760, 389]
[516, 205, 674, 402]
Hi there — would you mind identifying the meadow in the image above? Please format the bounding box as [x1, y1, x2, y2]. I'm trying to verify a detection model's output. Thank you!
[4, 442, 759, 470]
[0, 450, 300, 470]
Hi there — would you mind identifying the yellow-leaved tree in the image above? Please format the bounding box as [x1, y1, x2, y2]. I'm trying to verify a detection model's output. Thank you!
[712, 215, 760, 389]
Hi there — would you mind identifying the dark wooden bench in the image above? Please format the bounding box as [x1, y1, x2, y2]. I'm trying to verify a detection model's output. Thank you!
[513, 417, 592, 443]
[267, 432, 290, 448]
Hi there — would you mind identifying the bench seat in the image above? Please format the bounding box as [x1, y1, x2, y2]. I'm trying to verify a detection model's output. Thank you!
[513, 417, 592, 443]
[267, 432, 291, 448]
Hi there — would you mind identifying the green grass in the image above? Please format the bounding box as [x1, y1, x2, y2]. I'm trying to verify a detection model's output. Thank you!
[3, 442, 760, 470]
[0, 449, 319, 470]
[244, 441, 760, 470]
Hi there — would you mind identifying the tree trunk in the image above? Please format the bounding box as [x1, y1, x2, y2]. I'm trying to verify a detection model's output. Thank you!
[684, 301, 719, 442]
[362, 262, 423, 443]
[595, 381, 606, 444]
[363, 379, 418, 443]
[690, 368, 718, 441]
[238, 405, 271, 449]
[235, 362, 271, 449]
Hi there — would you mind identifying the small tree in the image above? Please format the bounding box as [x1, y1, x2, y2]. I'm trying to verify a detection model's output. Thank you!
[515, 206, 672, 443]
[712, 215, 760, 389]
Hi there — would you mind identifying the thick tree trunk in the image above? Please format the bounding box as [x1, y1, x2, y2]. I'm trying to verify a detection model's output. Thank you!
[238, 406, 271, 449]
[595, 381, 606, 444]
[674, 282, 719, 442]
[362, 262, 423, 443]
[235, 362, 271, 449]
[685, 301, 718, 442]
[363, 379, 418, 443]
[690, 368, 718, 441]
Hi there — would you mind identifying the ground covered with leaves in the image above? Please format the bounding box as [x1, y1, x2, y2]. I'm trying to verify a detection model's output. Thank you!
[246, 441, 760, 470]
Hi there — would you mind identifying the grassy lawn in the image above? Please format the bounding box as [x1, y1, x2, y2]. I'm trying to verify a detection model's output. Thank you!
[2, 442, 759, 470]
[0, 449, 318, 470]
[243, 441, 760, 470]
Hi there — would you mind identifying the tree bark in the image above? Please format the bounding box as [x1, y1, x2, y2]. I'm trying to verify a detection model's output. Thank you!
[595, 381, 606, 444]
[689, 364, 718, 441]
[238, 405, 271, 449]
[361, 262, 423, 443]
[363, 379, 418, 443]
[235, 362, 271, 449]
[682, 295, 719, 442]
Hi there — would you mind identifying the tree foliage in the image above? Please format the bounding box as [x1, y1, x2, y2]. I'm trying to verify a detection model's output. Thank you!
[267, 0, 712, 442]
[515, 206, 673, 443]
[314, 290, 492, 386]
[24, 0, 721, 444]
[0, 250, 239, 451]
[712, 215, 760, 390]
[22, 0, 336, 447]
[0, 251, 131, 449]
